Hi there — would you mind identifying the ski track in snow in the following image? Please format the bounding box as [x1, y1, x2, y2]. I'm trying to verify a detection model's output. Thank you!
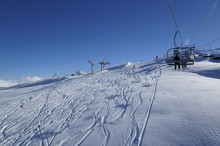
[138, 67, 161, 146]
[0, 62, 165, 146]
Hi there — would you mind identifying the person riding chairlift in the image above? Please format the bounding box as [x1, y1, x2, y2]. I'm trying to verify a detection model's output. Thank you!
[181, 57, 187, 70]
[173, 53, 180, 70]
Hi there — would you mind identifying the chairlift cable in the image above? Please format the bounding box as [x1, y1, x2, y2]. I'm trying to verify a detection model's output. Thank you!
[195, 0, 219, 43]
[208, 37, 220, 45]
[197, 37, 220, 48]
[166, 0, 184, 44]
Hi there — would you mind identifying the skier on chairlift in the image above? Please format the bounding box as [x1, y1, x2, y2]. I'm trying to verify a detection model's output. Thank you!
[173, 53, 180, 70]
[181, 57, 187, 70]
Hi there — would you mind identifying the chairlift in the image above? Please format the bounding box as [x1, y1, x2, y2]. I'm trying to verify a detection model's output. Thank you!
[166, 47, 195, 65]
[212, 48, 220, 59]
[196, 44, 213, 57]
[196, 49, 213, 57]
[166, 31, 195, 65]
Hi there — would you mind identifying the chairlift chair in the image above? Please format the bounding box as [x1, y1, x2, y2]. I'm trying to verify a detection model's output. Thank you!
[166, 47, 195, 65]
[196, 49, 213, 57]
[212, 48, 220, 59]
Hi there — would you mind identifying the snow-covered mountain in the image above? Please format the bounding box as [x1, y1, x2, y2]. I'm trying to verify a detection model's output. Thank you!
[0, 80, 18, 88]
[0, 59, 220, 146]
[0, 76, 42, 88]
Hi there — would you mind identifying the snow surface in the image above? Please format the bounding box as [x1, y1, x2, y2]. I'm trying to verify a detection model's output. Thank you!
[0, 59, 220, 146]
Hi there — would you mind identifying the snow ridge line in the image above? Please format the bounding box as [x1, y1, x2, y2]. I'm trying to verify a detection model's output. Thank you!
[138, 67, 161, 146]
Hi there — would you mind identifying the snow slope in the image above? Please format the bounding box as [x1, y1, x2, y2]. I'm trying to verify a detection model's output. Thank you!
[0, 60, 220, 146]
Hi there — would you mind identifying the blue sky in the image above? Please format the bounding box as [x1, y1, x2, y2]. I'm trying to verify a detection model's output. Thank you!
[0, 0, 220, 79]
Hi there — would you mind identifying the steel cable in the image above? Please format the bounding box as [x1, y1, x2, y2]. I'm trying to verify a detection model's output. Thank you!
[166, 0, 184, 44]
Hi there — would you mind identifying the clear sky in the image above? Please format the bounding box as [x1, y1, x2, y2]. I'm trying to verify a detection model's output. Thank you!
[1, 0, 220, 79]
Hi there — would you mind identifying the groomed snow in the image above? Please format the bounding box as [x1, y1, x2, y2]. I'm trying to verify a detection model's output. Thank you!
[0, 59, 220, 145]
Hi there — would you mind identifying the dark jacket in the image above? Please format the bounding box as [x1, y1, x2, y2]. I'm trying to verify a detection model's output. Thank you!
[173, 55, 180, 61]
